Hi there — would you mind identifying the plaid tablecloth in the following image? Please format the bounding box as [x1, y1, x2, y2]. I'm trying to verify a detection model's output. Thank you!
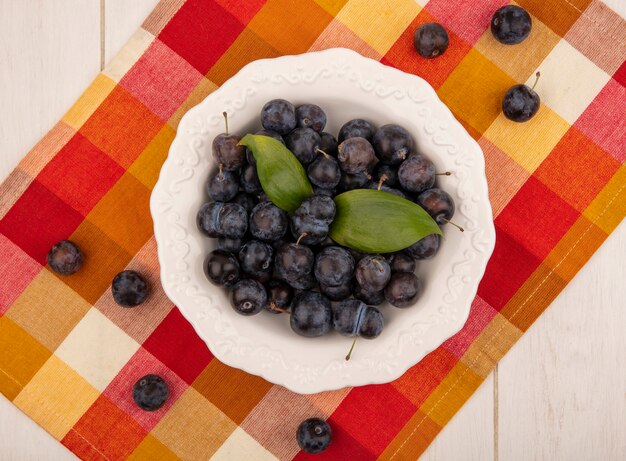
[1, 0, 625, 459]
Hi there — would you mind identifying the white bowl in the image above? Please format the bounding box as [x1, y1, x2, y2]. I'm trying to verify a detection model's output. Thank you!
[150, 48, 495, 394]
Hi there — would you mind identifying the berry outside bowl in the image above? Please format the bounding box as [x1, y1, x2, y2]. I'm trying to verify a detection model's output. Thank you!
[150, 48, 496, 394]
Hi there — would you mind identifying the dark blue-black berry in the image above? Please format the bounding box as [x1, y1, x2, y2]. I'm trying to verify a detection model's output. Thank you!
[374, 163, 400, 188]
[232, 192, 258, 214]
[288, 273, 317, 291]
[216, 202, 248, 239]
[296, 418, 332, 454]
[405, 234, 441, 260]
[414, 22, 449, 58]
[296, 104, 327, 133]
[112, 270, 149, 307]
[249, 201, 288, 242]
[313, 186, 336, 197]
[384, 272, 422, 308]
[240, 163, 263, 194]
[333, 299, 383, 339]
[290, 291, 332, 337]
[337, 137, 377, 175]
[491, 5, 532, 45]
[307, 154, 341, 189]
[355, 255, 391, 292]
[398, 154, 435, 193]
[133, 374, 169, 411]
[338, 119, 376, 143]
[261, 99, 296, 135]
[372, 124, 414, 165]
[216, 237, 242, 253]
[388, 251, 416, 273]
[319, 279, 354, 301]
[197, 202, 221, 237]
[337, 171, 371, 191]
[212, 112, 245, 170]
[503, 72, 540, 122]
[274, 243, 314, 284]
[206, 168, 238, 202]
[47, 240, 83, 275]
[204, 250, 240, 287]
[290, 195, 336, 245]
[295, 195, 337, 226]
[264, 279, 294, 314]
[314, 246, 354, 287]
[231, 279, 267, 315]
[286, 127, 321, 165]
[319, 132, 338, 155]
[354, 285, 385, 306]
[239, 240, 274, 277]
[416, 188, 456, 226]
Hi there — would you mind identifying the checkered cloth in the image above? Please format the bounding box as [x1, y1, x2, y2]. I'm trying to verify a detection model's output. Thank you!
[1, 0, 624, 459]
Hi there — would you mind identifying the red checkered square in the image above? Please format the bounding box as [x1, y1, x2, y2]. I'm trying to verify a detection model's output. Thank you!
[158, 0, 245, 74]
[382, 8, 473, 89]
[426, 0, 508, 45]
[103, 347, 188, 431]
[442, 296, 498, 358]
[477, 224, 542, 310]
[0, 235, 41, 315]
[214, 0, 265, 24]
[62, 395, 147, 460]
[496, 176, 581, 261]
[142, 307, 214, 384]
[0, 180, 84, 264]
[120, 39, 203, 121]
[392, 347, 458, 407]
[535, 127, 621, 212]
[79, 86, 164, 169]
[574, 79, 626, 163]
[331, 384, 416, 455]
[36, 133, 124, 216]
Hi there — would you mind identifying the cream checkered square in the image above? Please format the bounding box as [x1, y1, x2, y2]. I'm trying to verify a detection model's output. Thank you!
[55, 308, 140, 391]
[535, 39, 611, 125]
[210, 428, 278, 461]
[103, 29, 155, 83]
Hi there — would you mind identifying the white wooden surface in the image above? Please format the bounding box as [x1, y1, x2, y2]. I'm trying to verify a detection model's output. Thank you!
[0, 1, 624, 460]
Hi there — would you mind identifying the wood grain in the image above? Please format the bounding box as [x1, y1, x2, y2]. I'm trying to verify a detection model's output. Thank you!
[0, 0, 100, 180]
[104, 0, 156, 63]
[498, 228, 626, 461]
[0, 1, 624, 460]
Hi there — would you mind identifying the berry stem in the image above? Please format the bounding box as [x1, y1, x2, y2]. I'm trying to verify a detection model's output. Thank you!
[218, 163, 224, 180]
[222, 111, 229, 135]
[268, 303, 290, 314]
[531, 72, 541, 91]
[377, 175, 388, 191]
[315, 148, 330, 159]
[372, 258, 384, 272]
[296, 233, 308, 245]
[441, 217, 465, 232]
[435, 171, 452, 176]
[345, 336, 358, 361]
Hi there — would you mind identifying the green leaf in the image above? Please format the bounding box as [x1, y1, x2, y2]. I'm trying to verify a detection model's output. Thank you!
[239, 134, 313, 213]
[329, 189, 443, 253]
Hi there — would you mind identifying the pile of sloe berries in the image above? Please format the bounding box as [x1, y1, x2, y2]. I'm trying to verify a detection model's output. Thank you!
[198, 100, 457, 355]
